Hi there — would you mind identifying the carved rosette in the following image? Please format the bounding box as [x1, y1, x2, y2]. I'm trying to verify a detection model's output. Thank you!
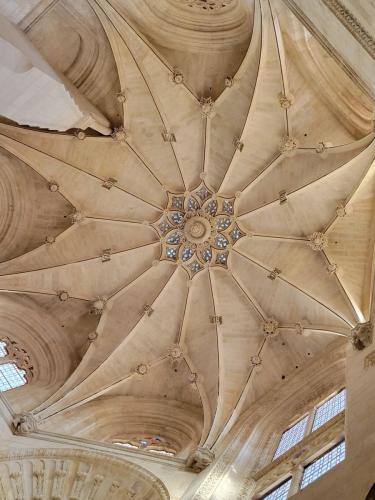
[280, 136, 298, 155]
[90, 298, 106, 316]
[315, 141, 328, 154]
[135, 363, 148, 376]
[250, 355, 263, 373]
[278, 93, 293, 109]
[263, 319, 279, 338]
[307, 232, 328, 251]
[111, 126, 127, 142]
[199, 97, 214, 116]
[154, 184, 245, 277]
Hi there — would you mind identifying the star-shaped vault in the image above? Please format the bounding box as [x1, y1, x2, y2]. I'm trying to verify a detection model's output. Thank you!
[0, 0, 374, 457]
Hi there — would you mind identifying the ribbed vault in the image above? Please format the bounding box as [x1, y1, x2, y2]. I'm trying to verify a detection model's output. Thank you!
[0, 0, 374, 459]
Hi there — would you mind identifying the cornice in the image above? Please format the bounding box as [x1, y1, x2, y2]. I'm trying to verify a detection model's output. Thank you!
[322, 0, 375, 60]
[281, 0, 375, 101]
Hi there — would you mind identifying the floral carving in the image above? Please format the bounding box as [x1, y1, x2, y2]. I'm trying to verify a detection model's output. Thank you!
[154, 184, 245, 277]
[307, 232, 328, 251]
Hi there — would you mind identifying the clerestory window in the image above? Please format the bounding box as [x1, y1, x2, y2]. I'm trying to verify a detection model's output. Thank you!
[0, 363, 27, 392]
[0, 338, 32, 392]
[300, 441, 346, 489]
[273, 389, 346, 460]
[260, 389, 346, 499]
[113, 435, 176, 457]
[261, 478, 292, 500]
[273, 416, 309, 459]
[311, 389, 346, 432]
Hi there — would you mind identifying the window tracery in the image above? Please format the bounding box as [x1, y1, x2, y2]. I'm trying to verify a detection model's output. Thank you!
[0, 338, 32, 392]
[154, 184, 245, 277]
[113, 436, 176, 457]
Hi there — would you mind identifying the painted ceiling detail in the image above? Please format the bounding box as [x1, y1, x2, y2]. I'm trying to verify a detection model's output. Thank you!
[0, 0, 374, 461]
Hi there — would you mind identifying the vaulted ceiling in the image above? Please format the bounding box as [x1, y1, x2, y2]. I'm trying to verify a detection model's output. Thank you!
[0, 0, 374, 458]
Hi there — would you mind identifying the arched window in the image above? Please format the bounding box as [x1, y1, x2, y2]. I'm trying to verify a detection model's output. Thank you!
[113, 435, 176, 457]
[0, 338, 32, 392]
[0, 341, 8, 357]
[0, 363, 27, 392]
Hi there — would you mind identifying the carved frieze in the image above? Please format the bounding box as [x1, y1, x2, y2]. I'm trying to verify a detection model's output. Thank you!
[322, 0, 375, 59]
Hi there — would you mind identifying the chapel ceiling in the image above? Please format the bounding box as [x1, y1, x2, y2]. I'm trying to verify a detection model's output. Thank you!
[0, 0, 374, 458]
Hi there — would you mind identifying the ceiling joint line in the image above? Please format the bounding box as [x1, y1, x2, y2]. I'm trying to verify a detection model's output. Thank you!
[324, 153, 375, 234]
[103, 0, 199, 102]
[233, 248, 353, 327]
[211, 336, 267, 449]
[321, 250, 363, 325]
[237, 152, 282, 200]
[40, 270, 180, 419]
[230, 271, 266, 320]
[237, 142, 374, 218]
[92, 0, 187, 190]
[41, 357, 168, 421]
[124, 141, 166, 189]
[268, 0, 290, 136]
[216, 2, 264, 193]
[0, 242, 161, 279]
[0, 289, 90, 301]
[0, 131, 163, 213]
[202, 268, 224, 448]
[177, 284, 191, 345]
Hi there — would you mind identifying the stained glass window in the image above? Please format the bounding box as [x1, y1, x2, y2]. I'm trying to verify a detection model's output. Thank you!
[273, 416, 309, 459]
[0, 341, 7, 357]
[312, 389, 346, 432]
[148, 449, 175, 457]
[0, 363, 27, 392]
[261, 478, 292, 500]
[300, 441, 345, 489]
[113, 442, 138, 449]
